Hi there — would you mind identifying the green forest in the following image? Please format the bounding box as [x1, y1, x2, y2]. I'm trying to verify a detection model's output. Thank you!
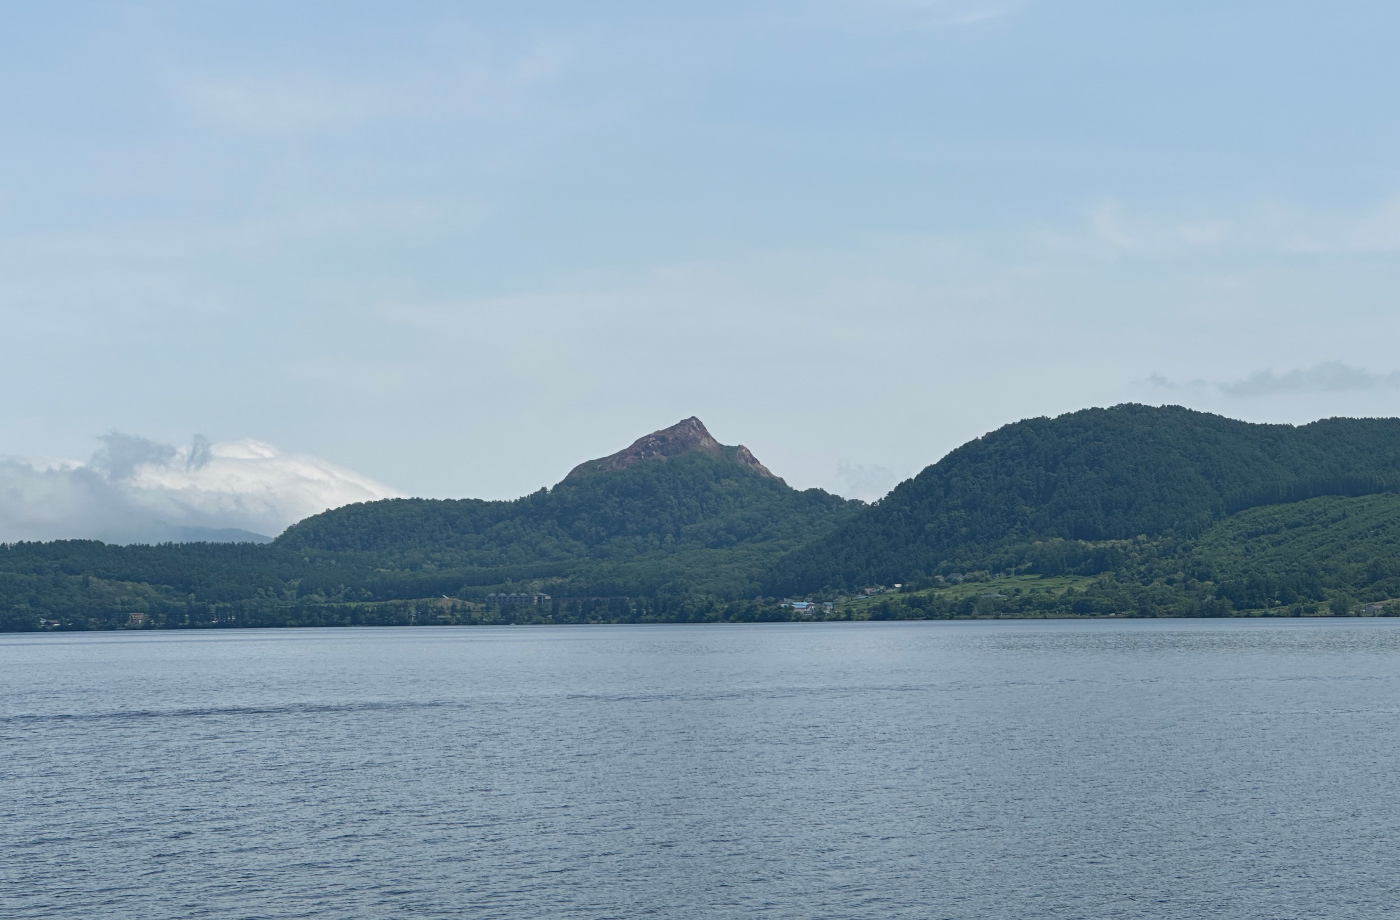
[7, 405, 1400, 632]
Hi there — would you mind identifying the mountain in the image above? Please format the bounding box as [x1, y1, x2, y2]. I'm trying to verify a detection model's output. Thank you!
[105, 524, 274, 545]
[276, 417, 859, 596]
[565, 416, 777, 480]
[765, 404, 1400, 593]
[11, 406, 1400, 631]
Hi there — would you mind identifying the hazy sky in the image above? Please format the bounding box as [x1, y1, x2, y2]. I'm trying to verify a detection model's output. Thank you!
[4, 1, 1400, 536]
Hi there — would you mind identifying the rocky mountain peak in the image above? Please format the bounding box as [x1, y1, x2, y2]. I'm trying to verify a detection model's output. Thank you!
[565, 417, 778, 480]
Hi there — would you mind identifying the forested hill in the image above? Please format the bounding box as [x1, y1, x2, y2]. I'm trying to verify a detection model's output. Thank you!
[13, 406, 1400, 632]
[278, 418, 856, 568]
[0, 418, 860, 630]
[765, 405, 1400, 593]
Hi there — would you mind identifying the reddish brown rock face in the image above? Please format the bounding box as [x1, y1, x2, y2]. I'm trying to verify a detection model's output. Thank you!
[731, 445, 776, 479]
[566, 417, 777, 480]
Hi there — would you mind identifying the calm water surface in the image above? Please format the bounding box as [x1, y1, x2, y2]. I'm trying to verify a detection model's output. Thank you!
[4, 619, 1400, 919]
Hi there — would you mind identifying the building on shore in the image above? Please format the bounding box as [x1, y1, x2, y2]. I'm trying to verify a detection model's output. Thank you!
[486, 593, 552, 607]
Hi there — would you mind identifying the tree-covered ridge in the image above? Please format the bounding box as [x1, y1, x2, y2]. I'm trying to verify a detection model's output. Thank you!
[11, 490, 1400, 632]
[766, 405, 1400, 593]
[0, 429, 861, 629]
[9, 405, 1400, 632]
[852, 491, 1400, 621]
[279, 446, 857, 565]
[1187, 493, 1400, 605]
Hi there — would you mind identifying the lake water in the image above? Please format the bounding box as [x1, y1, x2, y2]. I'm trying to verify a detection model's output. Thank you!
[4, 619, 1400, 919]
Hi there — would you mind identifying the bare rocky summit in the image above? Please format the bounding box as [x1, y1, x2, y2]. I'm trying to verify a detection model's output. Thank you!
[565, 417, 778, 480]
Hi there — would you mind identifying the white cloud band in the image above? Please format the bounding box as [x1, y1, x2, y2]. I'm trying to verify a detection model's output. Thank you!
[0, 434, 400, 544]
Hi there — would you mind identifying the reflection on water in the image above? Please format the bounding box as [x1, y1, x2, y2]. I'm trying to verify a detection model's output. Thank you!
[4, 620, 1399, 919]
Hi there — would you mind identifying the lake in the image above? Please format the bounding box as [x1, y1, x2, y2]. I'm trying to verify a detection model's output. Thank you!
[4, 619, 1400, 919]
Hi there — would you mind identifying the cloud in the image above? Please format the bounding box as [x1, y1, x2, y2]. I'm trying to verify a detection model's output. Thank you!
[1145, 373, 1209, 391]
[0, 435, 400, 544]
[803, 0, 1027, 29]
[94, 432, 178, 481]
[176, 40, 575, 136]
[834, 461, 900, 502]
[1220, 362, 1400, 397]
[1043, 196, 1400, 261]
[180, 80, 369, 134]
[1149, 362, 1400, 398]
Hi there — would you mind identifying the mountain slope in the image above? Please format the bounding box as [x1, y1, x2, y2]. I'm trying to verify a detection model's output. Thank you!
[13, 406, 1400, 631]
[1186, 492, 1400, 605]
[564, 415, 778, 480]
[766, 404, 1400, 592]
[277, 418, 859, 593]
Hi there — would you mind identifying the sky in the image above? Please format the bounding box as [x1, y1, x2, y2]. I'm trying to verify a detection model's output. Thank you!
[3, 1, 1400, 539]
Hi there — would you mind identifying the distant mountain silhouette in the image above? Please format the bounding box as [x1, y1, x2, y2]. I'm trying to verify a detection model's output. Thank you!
[98, 523, 273, 545]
